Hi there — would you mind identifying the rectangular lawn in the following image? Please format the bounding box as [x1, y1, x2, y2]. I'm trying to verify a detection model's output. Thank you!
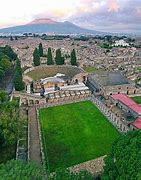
[39, 101, 120, 172]
[131, 96, 141, 104]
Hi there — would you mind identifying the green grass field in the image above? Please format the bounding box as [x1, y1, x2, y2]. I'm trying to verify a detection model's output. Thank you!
[39, 101, 120, 172]
[83, 66, 98, 73]
[131, 96, 141, 104]
[26, 66, 82, 80]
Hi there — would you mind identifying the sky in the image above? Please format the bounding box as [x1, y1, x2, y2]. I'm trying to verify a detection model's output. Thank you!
[0, 0, 141, 33]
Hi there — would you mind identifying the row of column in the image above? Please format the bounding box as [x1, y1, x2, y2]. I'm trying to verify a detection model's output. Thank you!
[92, 96, 129, 133]
[48, 93, 90, 104]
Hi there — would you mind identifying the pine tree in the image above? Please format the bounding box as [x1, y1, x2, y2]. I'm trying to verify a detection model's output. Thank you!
[71, 49, 77, 66]
[33, 48, 40, 66]
[38, 43, 43, 57]
[47, 48, 54, 65]
[13, 59, 24, 91]
[55, 49, 64, 65]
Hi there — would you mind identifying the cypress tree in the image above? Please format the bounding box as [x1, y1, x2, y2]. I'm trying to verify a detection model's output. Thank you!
[71, 49, 77, 66]
[33, 48, 40, 66]
[55, 49, 64, 65]
[47, 48, 54, 65]
[13, 59, 24, 91]
[38, 43, 43, 57]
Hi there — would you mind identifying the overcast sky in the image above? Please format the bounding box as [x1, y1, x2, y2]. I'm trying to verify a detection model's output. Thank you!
[0, 0, 141, 33]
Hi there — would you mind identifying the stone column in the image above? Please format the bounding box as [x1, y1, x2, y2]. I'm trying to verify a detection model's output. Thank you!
[26, 84, 31, 94]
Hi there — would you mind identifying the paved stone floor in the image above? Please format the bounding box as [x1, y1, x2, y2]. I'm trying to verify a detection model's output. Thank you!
[28, 106, 41, 165]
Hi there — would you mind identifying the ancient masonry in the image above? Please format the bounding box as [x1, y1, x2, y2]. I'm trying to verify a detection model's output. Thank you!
[13, 87, 132, 175]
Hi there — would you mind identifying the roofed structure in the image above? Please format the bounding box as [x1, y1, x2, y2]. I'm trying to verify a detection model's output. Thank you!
[89, 72, 130, 87]
[133, 118, 141, 129]
[87, 71, 135, 96]
[111, 94, 141, 115]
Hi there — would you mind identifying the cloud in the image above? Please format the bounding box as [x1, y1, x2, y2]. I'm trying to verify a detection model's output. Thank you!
[108, 0, 120, 12]
[68, 0, 141, 33]
[0, 0, 141, 33]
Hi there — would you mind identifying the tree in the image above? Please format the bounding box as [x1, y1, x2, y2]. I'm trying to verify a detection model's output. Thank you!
[13, 59, 24, 91]
[0, 160, 45, 179]
[4, 45, 17, 61]
[39, 43, 43, 57]
[0, 54, 11, 81]
[50, 168, 93, 180]
[15, 36, 18, 40]
[55, 49, 64, 65]
[102, 130, 141, 180]
[71, 49, 77, 66]
[47, 47, 54, 65]
[0, 90, 8, 103]
[0, 68, 5, 81]
[10, 36, 13, 41]
[0, 58, 11, 71]
[0, 98, 24, 147]
[33, 48, 40, 66]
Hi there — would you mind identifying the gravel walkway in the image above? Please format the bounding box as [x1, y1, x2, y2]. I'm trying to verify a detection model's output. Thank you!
[28, 107, 41, 165]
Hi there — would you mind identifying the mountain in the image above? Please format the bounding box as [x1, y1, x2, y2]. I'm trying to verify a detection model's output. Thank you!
[28, 18, 58, 25]
[0, 18, 104, 35]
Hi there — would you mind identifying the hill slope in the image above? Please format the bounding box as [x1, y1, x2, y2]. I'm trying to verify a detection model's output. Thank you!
[0, 18, 104, 35]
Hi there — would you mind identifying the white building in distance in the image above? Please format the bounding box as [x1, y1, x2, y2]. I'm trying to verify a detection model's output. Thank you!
[113, 40, 130, 47]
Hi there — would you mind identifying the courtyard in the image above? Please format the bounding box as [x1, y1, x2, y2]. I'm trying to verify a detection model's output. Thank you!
[39, 101, 120, 172]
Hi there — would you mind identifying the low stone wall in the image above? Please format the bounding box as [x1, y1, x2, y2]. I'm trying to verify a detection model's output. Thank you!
[69, 156, 105, 177]
[37, 97, 91, 109]
[36, 108, 47, 172]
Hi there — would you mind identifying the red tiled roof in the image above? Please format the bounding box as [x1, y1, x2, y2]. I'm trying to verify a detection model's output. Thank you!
[133, 118, 141, 129]
[111, 94, 141, 115]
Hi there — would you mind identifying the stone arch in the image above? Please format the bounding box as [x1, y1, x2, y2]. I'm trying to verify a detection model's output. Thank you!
[75, 79, 78, 84]
[21, 98, 28, 106]
[35, 100, 39, 105]
[83, 76, 86, 82]
[29, 99, 34, 105]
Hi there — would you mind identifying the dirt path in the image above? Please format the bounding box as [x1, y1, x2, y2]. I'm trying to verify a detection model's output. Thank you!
[28, 106, 41, 165]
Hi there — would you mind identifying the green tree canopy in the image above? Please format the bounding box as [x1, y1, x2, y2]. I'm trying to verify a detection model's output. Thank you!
[50, 168, 93, 180]
[13, 59, 24, 91]
[47, 47, 54, 65]
[39, 43, 43, 57]
[102, 130, 141, 180]
[55, 49, 64, 65]
[0, 58, 11, 71]
[0, 90, 8, 103]
[0, 160, 93, 180]
[3, 45, 17, 61]
[0, 68, 5, 81]
[0, 160, 45, 180]
[33, 48, 40, 66]
[71, 49, 77, 66]
[0, 53, 12, 81]
[0, 98, 23, 147]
